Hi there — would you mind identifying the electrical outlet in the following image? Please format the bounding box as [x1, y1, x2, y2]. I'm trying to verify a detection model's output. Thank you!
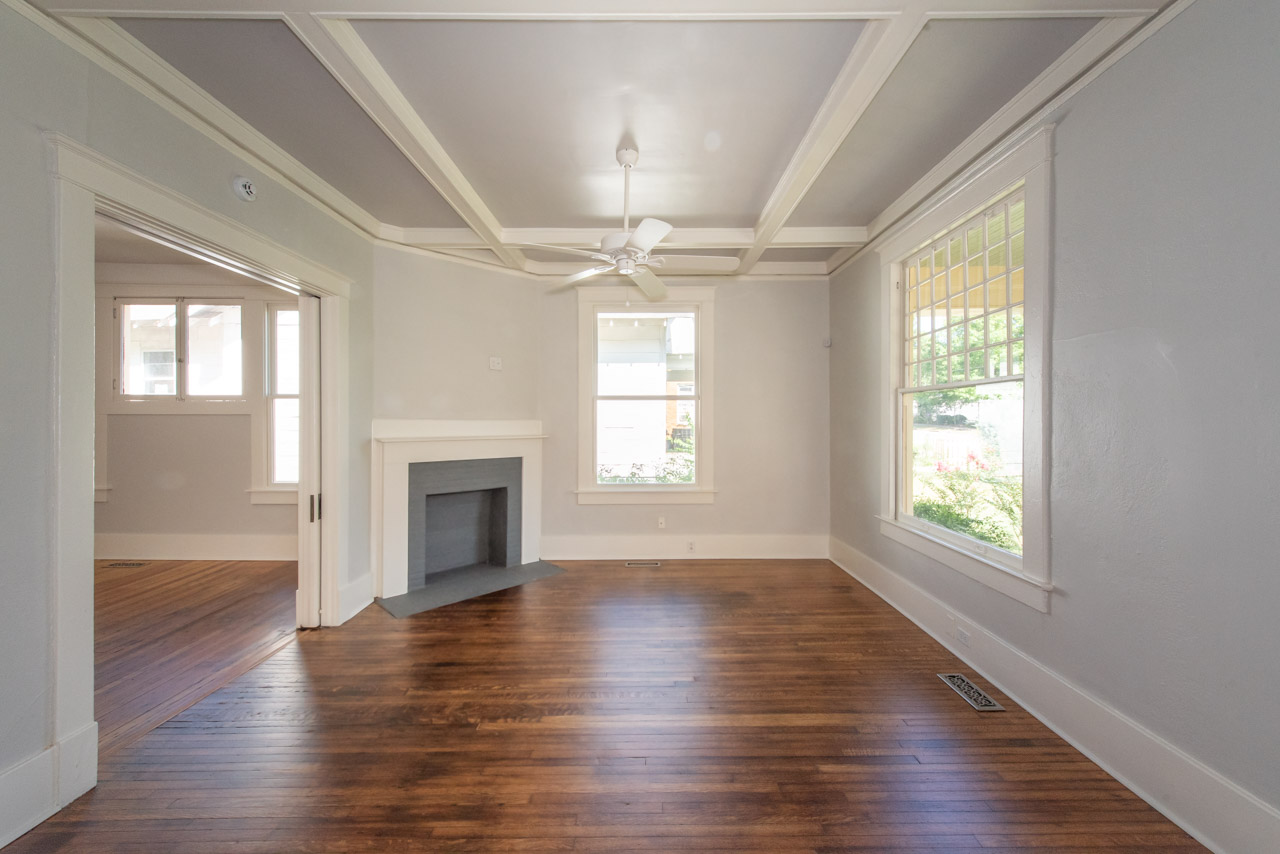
[955, 626, 972, 648]
[657, 515, 665, 529]
[686, 540, 695, 553]
[488, 356, 502, 371]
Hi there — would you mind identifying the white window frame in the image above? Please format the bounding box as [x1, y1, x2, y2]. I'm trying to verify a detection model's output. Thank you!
[266, 302, 301, 487]
[877, 127, 1053, 612]
[113, 295, 250, 408]
[576, 284, 716, 505]
[95, 282, 297, 505]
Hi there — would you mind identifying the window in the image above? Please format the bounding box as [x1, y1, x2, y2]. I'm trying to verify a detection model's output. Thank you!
[268, 306, 301, 484]
[117, 298, 243, 399]
[900, 191, 1026, 555]
[577, 286, 715, 504]
[878, 128, 1051, 611]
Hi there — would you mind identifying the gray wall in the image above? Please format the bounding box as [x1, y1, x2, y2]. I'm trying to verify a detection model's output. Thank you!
[373, 246, 541, 420]
[0, 1, 373, 774]
[541, 279, 832, 540]
[95, 415, 294, 536]
[830, 0, 1280, 807]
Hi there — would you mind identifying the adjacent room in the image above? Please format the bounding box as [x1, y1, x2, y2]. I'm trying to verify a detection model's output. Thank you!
[1, 0, 1276, 853]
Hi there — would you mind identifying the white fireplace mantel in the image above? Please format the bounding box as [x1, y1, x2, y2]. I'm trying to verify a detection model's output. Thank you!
[371, 419, 545, 599]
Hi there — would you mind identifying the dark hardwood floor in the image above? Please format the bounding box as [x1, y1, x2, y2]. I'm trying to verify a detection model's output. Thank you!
[93, 558, 297, 756]
[13, 560, 1204, 852]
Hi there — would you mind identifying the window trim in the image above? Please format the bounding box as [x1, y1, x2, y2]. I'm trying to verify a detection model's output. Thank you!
[876, 127, 1053, 612]
[96, 282, 297, 505]
[266, 302, 301, 486]
[576, 284, 716, 505]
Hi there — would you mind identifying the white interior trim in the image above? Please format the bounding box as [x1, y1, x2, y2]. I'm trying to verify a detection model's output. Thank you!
[829, 535, 1280, 854]
[543, 534, 828, 561]
[576, 285, 716, 503]
[94, 533, 299, 562]
[0, 723, 97, 850]
[372, 421, 545, 599]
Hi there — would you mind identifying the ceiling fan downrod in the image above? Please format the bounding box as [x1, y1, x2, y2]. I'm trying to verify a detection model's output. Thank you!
[617, 147, 638, 234]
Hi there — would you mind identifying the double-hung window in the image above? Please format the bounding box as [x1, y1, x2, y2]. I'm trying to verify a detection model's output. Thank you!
[267, 305, 301, 485]
[878, 128, 1052, 611]
[577, 286, 715, 504]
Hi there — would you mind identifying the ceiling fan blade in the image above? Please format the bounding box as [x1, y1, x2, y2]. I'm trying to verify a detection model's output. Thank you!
[626, 266, 668, 301]
[625, 218, 673, 254]
[649, 255, 741, 273]
[520, 243, 611, 261]
[549, 264, 616, 292]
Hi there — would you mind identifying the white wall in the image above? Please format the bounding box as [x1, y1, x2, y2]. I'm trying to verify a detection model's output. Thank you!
[0, 1, 373, 839]
[829, 0, 1280, 844]
[540, 280, 831, 556]
[373, 246, 541, 420]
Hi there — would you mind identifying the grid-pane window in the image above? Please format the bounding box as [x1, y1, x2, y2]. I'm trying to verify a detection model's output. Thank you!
[595, 311, 697, 485]
[269, 307, 300, 484]
[118, 299, 244, 399]
[900, 190, 1025, 555]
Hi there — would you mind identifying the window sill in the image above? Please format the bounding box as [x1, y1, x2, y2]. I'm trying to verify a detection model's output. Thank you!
[249, 488, 298, 505]
[577, 488, 716, 505]
[877, 516, 1051, 612]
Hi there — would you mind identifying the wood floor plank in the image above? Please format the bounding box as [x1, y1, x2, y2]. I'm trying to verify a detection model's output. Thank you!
[10, 560, 1205, 852]
[92, 558, 297, 756]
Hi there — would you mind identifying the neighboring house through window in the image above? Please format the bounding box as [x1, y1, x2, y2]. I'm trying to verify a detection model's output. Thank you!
[576, 285, 716, 504]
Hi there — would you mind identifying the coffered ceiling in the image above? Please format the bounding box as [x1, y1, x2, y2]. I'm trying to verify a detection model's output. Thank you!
[33, 0, 1162, 278]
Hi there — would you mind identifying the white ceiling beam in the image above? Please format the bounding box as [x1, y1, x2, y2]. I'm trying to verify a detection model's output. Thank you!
[774, 226, 867, 247]
[865, 15, 1144, 239]
[735, 13, 924, 275]
[502, 228, 757, 249]
[37, 1, 1159, 19]
[283, 13, 524, 267]
[523, 260, 828, 277]
[379, 226, 489, 248]
[57, 16, 386, 238]
[497, 226, 867, 250]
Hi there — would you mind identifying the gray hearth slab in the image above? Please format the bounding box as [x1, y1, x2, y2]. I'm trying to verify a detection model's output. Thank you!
[376, 560, 563, 619]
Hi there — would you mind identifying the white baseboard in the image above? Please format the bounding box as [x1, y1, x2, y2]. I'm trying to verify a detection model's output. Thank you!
[828, 535, 1280, 854]
[94, 532, 297, 561]
[0, 722, 98, 849]
[337, 572, 373, 625]
[541, 533, 828, 561]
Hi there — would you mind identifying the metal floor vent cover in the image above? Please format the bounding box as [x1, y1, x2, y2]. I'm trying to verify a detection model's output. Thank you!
[105, 561, 149, 568]
[624, 561, 662, 567]
[938, 673, 1004, 711]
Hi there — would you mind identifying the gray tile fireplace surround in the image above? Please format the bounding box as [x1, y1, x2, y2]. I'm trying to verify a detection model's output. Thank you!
[406, 456, 522, 590]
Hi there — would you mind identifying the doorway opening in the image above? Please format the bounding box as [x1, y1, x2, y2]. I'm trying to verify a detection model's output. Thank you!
[90, 214, 321, 754]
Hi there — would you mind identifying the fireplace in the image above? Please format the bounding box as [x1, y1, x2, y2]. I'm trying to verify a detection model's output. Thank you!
[408, 457, 521, 590]
[372, 420, 544, 599]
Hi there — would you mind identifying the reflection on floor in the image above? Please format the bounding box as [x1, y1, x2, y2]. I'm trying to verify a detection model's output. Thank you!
[15, 559, 1204, 852]
[94, 558, 296, 756]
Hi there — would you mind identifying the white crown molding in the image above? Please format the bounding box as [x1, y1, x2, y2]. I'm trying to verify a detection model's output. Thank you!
[864, 14, 1144, 241]
[48, 133, 353, 297]
[58, 15, 384, 239]
[737, 14, 924, 275]
[835, 0, 1201, 275]
[284, 14, 525, 268]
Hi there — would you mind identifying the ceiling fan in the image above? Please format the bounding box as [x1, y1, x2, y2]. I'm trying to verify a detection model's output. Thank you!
[524, 147, 740, 301]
